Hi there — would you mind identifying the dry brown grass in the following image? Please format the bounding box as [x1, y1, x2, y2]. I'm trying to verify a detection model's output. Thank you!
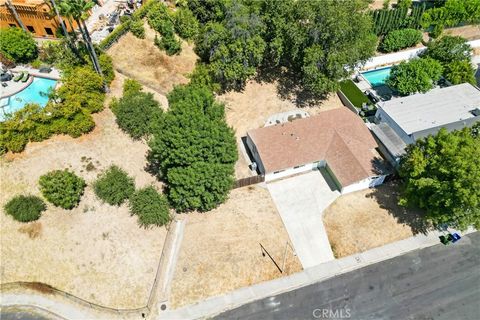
[323, 182, 424, 258]
[169, 185, 302, 308]
[0, 74, 167, 309]
[444, 25, 480, 41]
[18, 222, 42, 239]
[107, 22, 198, 95]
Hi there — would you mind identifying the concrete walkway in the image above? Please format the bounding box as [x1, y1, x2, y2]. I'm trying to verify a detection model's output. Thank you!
[267, 171, 340, 268]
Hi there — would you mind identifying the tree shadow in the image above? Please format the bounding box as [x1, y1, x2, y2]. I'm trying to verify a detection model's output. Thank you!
[366, 181, 431, 235]
[254, 65, 329, 108]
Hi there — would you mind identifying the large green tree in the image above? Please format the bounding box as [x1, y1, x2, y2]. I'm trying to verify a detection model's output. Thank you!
[195, 1, 266, 90]
[399, 128, 480, 230]
[266, 0, 377, 97]
[0, 27, 37, 63]
[386, 58, 443, 95]
[148, 84, 237, 212]
[423, 35, 472, 65]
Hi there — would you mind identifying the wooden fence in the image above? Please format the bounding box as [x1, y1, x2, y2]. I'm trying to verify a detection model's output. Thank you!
[233, 175, 265, 189]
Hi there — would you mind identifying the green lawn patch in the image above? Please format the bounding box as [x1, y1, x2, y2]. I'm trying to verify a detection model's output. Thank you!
[339, 80, 371, 108]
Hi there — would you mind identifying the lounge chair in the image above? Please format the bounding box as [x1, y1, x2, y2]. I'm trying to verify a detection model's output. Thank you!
[21, 72, 30, 83]
[13, 72, 24, 82]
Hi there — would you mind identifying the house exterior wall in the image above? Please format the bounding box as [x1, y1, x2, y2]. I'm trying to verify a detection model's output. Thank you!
[264, 162, 319, 182]
[245, 133, 266, 174]
[0, 1, 76, 38]
[341, 175, 386, 195]
[411, 116, 480, 140]
[375, 108, 414, 144]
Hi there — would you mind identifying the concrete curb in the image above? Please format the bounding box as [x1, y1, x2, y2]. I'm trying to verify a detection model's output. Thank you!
[157, 228, 476, 320]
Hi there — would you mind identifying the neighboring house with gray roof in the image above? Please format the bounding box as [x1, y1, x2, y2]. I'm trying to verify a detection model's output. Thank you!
[371, 83, 480, 166]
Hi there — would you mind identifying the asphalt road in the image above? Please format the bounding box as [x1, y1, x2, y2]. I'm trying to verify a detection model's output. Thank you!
[215, 232, 480, 320]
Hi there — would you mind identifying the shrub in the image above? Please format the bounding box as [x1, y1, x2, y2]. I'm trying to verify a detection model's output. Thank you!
[39, 170, 86, 209]
[380, 29, 423, 52]
[130, 19, 145, 39]
[114, 91, 163, 139]
[98, 53, 115, 84]
[129, 186, 170, 227]
[4, 195, 46, 222]
[444, 60, 476, 85]
[386, 58, 443, 95]
[123, 79, 143, 95]
[94, 165, 135, 206]
[174, 8, 199, 40]
[0, 27, 37, 63]
[154, 33, 182, 56]
[423, 36, 472, 65]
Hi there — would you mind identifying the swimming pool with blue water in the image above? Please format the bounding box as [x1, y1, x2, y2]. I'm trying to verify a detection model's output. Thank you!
[361, 66, 392, 87]
[0, 77, 57, 121]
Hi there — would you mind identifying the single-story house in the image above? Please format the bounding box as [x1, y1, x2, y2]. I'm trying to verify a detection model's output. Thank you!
[246, 108, 387, 194]
[371, 83, 480, 165]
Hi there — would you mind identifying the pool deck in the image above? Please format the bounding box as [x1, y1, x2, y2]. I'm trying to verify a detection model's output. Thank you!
[0, 76, 34, 99]
[1, 67, 60, 99]
[12, 66, 61, 81]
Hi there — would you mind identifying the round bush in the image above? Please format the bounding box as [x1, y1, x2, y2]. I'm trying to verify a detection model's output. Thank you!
[94, 165, 135, 206]
[0, 27, 38, 63]
[39, 170, 86, 209]
[380, 29, 423, 53]
[114, 91, 163, 139]
[129, 186, 170, 227]
[4, 195, 46, 222]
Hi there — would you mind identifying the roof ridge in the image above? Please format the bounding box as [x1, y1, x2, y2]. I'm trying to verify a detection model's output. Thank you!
[328, 128, 371, 178]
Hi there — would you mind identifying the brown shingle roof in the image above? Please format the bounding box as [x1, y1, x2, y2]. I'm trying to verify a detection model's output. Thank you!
[247, 108, 380, 187]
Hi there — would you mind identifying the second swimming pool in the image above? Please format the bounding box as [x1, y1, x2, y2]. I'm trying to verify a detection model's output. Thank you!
[361, 66, 392, 87]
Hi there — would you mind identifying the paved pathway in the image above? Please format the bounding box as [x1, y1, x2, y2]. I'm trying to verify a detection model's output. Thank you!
[267, 171, 340, 268]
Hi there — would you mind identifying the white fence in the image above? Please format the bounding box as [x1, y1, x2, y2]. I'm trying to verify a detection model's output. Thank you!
[362, 39, 480, 71]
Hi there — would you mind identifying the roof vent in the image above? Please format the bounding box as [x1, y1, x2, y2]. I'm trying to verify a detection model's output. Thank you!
[470, 108, 480, 116]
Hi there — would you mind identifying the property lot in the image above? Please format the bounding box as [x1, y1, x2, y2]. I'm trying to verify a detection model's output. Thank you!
[323, 182, 424, 258]
[0, 75, 167, 309]
[218, 81, 343, 179]
[107, 22, 197, 95]
[169, 185, 302, 308]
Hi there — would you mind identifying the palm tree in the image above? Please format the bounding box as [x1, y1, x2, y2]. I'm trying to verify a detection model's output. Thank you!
[58, 0, 103, 79]
[49, 0, 69, 39]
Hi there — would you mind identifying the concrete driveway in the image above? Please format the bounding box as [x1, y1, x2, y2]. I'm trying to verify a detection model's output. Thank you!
[267, 170, 340, 268]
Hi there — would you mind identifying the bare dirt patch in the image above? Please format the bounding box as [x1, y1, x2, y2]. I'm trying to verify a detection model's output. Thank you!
[0, 74, 167, 309]
[107, 22, 198, 95]
[218, 80, 344, 178]
[323, 182, 426, 258]
[169, 185, 302, 308]
[444, 25, 480, 41]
